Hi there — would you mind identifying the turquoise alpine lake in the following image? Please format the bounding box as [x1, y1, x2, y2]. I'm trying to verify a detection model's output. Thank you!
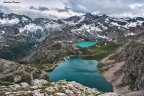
[48, 57, 113, 92]
[75, 40, 99, 48]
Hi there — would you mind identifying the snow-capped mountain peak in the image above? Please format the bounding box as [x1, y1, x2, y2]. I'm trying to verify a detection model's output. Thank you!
[0, 13, 144, 60]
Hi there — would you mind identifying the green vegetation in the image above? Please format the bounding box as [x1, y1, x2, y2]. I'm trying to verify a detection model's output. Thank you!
[0, 41, 35, 60]
[79, 41, 121, 61]
[19, 93, 33, 96]
[26, 41, 120, 72]
[0, 92, 5, 96]
[0, 81, 13, 86]
[41, 82, 53, 89]
[108, 54, 118, 60]
[1, 76, 14, 83]
[15, 87, 34, 91]
[21, 75, 31, 84]
[27, 64, 46, 70]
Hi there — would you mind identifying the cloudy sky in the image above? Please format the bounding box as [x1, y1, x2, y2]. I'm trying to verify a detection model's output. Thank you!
[0, 0, 144, 19]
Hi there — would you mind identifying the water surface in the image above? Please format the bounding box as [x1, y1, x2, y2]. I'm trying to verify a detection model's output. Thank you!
[48, 57, 113, 92]
[75, 40, 99, 48]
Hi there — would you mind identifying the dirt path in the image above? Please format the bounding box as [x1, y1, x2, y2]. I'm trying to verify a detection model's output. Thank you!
[100, 54, 115, 64]
[117, 42, 130, 53]
[102, 62, 125, 82]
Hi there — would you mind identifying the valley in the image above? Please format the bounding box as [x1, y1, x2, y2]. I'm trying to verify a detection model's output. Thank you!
[0, 13, 144, 96]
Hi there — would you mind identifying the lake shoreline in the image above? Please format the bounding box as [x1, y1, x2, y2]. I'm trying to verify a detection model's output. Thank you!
[48, 57, 113, 92]
[45, 40, 120, 92]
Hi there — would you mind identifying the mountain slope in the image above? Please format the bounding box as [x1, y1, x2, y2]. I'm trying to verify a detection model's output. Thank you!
[0, 59, 48, 85]
[98, 32, 144, 96]
[0, 13, 144, 61]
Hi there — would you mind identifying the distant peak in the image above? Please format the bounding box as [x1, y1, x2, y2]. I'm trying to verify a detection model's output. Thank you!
[85, 13, 93, 16]
[101, 14, 109, 18]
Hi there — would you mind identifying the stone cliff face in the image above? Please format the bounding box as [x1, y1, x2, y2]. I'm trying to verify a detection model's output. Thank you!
[1, 13, 144, 95]
[117, 42, 144, 91]
[23, 27, 90, 65]
[0, 59, 48, 85]
[98, 35, 144, 95]
[1, 13, 144, 61]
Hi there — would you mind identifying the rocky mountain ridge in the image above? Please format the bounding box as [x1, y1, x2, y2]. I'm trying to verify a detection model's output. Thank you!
[98, 32, 144, 96]
[1, 13, 144, 60]
[1, 13, 144, 96]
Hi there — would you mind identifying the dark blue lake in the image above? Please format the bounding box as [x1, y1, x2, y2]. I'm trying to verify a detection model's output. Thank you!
[48, 57, 113, 92]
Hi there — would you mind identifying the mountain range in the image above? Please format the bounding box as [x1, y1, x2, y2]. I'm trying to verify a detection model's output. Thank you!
[0, 13, 144, 60]
[1, 13, 144, 96]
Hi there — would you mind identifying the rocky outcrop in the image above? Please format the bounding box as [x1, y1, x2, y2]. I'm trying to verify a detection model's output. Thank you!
[0, 79, 122, 96]
[1, 13, 144, 61]
[98, 40, 144, 95]
[0, 59, 48, 85]
[117, 42, 144, 90]
[0, 59, 122, 96]
[23, 28, 91, 66]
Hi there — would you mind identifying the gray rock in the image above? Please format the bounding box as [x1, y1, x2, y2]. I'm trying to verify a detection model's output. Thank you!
[117, 42, 144, 90]
[99, 92, 122, 96]
[54, 93, 67, 96]
[14, 75, 21, 83]
[2, 80, 122, 96]
[20, 82, 29, 88]
[0, 59, 48, 85]
[32, 79, 48, 85]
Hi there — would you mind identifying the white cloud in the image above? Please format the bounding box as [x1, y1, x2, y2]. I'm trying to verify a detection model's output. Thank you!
[60, 0, 144, 17]
[110, 12, 137, 18]
[0, 0, 144, 18]
[0, 4, 12, 13]
[130, 4, 144, 9]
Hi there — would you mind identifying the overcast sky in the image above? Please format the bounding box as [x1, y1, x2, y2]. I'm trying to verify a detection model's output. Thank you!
[0, 0, 144, 19]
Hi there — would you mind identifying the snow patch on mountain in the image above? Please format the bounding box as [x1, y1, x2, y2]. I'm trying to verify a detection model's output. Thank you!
[126, 32, 135, 36]
[124, 22, 138, 28]
[105, 18, 109, 23]
[77, 16, 85, 23]
[45, 21, 62, 30]
[0, 30, 5, 34]
[1, 13, 144, 42]
[0, 18, 20, 26]
[123, 21, 143, 28]
[79, 24, 102, 32]
[111, 22, 120, 26]
[19, 23, 43, 32]
[22, 17, 28, 21]
[97, 34, 109, 39]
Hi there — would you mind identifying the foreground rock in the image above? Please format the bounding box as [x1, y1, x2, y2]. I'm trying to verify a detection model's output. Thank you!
[0, 59, 48, 85]
[0, 79, 122, 96]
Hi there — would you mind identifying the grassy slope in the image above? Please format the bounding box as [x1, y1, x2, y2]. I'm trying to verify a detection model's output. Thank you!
[27, 41, 120, 72]
[79, 41, 121, 61]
